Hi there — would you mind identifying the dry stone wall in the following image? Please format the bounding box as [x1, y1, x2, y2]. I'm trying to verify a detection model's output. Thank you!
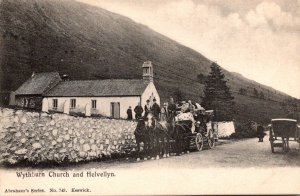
[0, 108, 137, 165]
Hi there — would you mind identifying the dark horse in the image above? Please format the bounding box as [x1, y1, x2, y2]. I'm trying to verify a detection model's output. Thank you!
[134, 112, 172, 160]
[145, 112, 173, 159]
[134, 117, 151, 161]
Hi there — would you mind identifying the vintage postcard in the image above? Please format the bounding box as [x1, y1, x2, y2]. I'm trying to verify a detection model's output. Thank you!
[0, 0, 299, 195]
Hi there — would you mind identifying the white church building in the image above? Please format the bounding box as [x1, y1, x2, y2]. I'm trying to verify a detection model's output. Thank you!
[42, 61, 160, 119]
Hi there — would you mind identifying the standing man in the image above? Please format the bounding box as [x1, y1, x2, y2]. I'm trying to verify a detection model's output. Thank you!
[160, 103, 168, 121]
[144, 99, 152, 117]
[167, 97, 177, 122]
[256, 125, 266, 142]
[134, 102, 143, 120]
[151, 98, 161, 119]
[127, 106, 133, 120]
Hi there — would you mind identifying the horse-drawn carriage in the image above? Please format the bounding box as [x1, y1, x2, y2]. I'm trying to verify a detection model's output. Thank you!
[175, 110, 217, 152]
[134, 109, 218, 160]
[269, 118, 300, 153]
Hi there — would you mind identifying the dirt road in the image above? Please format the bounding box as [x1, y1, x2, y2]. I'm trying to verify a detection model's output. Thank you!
[67, 137, 300, 170]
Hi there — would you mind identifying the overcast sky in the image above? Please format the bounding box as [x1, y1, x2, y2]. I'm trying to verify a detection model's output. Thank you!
[78, 0, 300, 98]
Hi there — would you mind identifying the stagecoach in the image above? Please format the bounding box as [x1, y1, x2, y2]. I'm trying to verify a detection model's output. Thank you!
[134, 109, 218, 160]
[269, 118, 300, 153]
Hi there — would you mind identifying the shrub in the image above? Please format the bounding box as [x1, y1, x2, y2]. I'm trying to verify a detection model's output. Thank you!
[91, 113, 104, 118]
[69, 111, 85, 117]
[230, 121, 257, 138]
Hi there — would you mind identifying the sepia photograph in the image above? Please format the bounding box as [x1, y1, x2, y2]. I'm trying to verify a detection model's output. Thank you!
[0, 0, 299, 195]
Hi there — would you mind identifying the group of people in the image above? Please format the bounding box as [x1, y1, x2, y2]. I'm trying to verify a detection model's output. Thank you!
[126, 98, 163, 120]
[126, 97, 205, 122]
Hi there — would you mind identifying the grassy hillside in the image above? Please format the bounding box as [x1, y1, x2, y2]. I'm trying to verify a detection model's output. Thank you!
[0, 0, 298, 124]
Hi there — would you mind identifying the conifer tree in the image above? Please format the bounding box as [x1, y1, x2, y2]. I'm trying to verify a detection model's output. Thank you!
[201, 62, 235, 121]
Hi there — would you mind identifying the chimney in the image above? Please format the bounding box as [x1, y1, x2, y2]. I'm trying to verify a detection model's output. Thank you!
[142, 61, 153, 82]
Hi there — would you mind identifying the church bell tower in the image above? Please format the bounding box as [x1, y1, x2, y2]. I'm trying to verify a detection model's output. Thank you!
[142, 61, 153, 83]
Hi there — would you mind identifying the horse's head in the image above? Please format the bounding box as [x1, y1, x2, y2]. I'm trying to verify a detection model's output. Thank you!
[145, 112, 155, 129]
[135, 118, 146, 136]
[146, 112, 153, 120]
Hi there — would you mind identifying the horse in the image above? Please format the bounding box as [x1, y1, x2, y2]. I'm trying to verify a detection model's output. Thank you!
[134, 117, 151, 161]
[144, 112, 172, 160]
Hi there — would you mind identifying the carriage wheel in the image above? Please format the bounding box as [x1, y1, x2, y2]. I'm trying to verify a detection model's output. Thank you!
[195, 134, 204, 151]
[207, 129, 215, 149]
[208, 137, 215, 149]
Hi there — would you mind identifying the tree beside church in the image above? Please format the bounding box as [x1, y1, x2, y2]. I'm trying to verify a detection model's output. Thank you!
[201, 62, 235, 121]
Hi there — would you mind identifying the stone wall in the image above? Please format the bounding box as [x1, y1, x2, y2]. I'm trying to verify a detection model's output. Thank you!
[0, 108, 137, 165]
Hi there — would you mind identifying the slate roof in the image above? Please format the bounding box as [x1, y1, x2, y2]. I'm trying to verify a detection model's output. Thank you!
[44, 79, 150, 97]
[15, 72, 61, 95]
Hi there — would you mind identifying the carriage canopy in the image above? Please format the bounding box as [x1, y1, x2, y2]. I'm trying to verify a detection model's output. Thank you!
[271, 118, 297, 138]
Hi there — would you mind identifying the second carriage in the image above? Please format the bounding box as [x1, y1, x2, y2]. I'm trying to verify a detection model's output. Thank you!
[269, 118, 300, 153]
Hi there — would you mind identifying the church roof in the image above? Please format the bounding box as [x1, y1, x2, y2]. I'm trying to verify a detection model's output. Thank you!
[44, 79, 150, 97]
[15, 72, 61, 95]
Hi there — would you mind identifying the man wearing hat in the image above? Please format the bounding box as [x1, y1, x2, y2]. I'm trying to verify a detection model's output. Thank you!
[144, 99, 152, 118]
[181, 101, 189, 113]
[167, 97, 177, 122]
[127, 106, 133, 120]
[151, 98, 161, 119]
[134, 102, 143, 120]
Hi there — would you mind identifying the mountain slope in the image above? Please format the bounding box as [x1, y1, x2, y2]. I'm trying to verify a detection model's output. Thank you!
[0, 0, 297, 123]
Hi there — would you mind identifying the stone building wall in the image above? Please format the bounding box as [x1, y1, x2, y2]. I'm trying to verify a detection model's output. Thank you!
[0, 108, 137, 165]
